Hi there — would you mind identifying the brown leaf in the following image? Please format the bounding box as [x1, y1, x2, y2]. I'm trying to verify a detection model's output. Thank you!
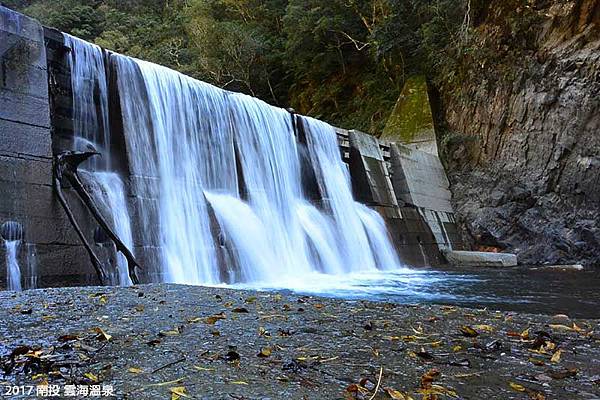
[548, 368, 577, 379]
[91, 327, 112, 341]
[58, 334, 80, 342]
[420, 368, 440, 389]
[232, 307, 249, 313]
[205, 312, 226, 325]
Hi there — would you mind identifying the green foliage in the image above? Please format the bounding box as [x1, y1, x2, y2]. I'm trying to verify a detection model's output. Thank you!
[7, 0, 473, 133]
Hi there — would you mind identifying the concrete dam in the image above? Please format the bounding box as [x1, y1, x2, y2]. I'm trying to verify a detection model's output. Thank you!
[0, 6, 465, 290]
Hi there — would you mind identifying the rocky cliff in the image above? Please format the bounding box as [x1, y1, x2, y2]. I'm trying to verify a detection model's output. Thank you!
[440, 0, 600, 266]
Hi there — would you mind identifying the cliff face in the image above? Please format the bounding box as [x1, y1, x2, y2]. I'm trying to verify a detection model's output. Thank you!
[441, 0, 600, 266]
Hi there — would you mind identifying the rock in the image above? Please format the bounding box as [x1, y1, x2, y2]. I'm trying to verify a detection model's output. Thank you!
[442, 250, 518, 267]
[441, 0, 600, 268]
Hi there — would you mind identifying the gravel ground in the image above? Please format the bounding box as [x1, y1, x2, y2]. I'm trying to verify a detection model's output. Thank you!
[0, 284, 599, 399]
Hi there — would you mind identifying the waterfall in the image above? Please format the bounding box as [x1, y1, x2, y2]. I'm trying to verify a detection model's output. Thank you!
[89, 172, 134, 286]
[65, 35, 134, 286]
[4, 241, 22, 291]
[113, 51, 403, 285]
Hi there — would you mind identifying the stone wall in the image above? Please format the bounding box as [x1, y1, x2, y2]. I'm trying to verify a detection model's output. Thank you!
[0, 6, 102, 288]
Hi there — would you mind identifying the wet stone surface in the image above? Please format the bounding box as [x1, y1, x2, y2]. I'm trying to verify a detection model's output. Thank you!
[0, 284, 599, 399]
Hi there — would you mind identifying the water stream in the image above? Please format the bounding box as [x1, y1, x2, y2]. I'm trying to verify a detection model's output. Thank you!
[65, 35, 134, 286]
[4, 240, 21, 291]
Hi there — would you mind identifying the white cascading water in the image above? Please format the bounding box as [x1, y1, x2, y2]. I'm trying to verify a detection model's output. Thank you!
[65, 35, 134, 286]
[114, 52, 403, 285]
[4, 240, 22, 291]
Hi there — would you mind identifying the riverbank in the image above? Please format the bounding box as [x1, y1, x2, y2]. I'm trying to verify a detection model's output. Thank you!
[1, 284, 599, 399]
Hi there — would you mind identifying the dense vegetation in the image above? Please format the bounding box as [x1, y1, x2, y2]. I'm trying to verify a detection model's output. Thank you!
[4, 0, 481, 133]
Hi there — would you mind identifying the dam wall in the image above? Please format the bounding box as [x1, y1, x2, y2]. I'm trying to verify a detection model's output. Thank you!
[0, 6, 463, 289]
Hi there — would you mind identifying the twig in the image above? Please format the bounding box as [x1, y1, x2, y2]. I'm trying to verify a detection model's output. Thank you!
[368, 366, 383, 400]
[152, 357, 186, 374]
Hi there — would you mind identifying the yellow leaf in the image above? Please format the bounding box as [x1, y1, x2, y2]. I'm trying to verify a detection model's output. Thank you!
[521, 328, 530, 340]
[474, 324, 494, 333]
[161, 328, 180, 336]
[31, 373, 47, 381]
[187, 317, 202, 323]
[99, 295, 108, 305]
[231, 381, 248, 385]
[128, 367, 144, 374]
[551, 349, 563, 363]
[84, 372, 98, 383]
[257, 347, 272, 357]
[170, 386, 189, 399]
[509, 382, 526, 392]
[452, 345, 462, 352]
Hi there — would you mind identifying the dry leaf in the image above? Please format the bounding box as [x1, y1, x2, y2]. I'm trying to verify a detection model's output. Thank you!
[205, 312, 226, 325]
[257, 347, 272, 357]
[92, 327, 112, 341]
[474, 324, 494, 333]
[128, 367, 144, 374]
[84, 372, 98, 383]
[509, 382, 526, 392]
[384, 387, 413, 399]
[459, 326, 478, 337]
[170, 386, 189, 399]
[551, 349, 563, 363]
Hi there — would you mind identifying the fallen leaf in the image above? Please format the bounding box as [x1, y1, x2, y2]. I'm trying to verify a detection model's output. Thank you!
[474, 324, 494, 333]
[58, 334, 80, 342]
[551, 349, 563, 363]
[257, 347, 272, 357]
[128, 367, 144, 374]
[528, 358, 545, 366]
[84, 372, 98, 383]
[384, 387, 413, 399]
[232, 307, 249, 313]
[170, 386, 189, 399]
[459, 326, 478, 337]
[548, 368, 577, 379]
[187, 317, 202, 323]
[231, 381, 248, 385]
[509, 382, 526, 392]
[92, 327, 112, 341]
[159, 327, 181, 336]
[421, 368, 440, 389]
[205, 312, 226, 325]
